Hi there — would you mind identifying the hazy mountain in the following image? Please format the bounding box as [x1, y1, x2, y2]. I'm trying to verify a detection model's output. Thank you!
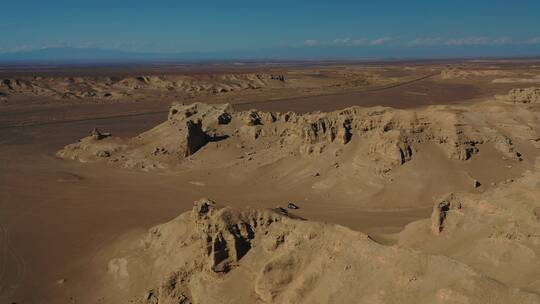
[0, 47, 210, 63]
[1, 45, 539, 64]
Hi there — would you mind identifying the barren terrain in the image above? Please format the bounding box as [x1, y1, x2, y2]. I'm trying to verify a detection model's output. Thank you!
[2, 60, 540, 303]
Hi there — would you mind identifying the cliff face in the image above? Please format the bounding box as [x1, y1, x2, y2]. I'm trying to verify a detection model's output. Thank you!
[58, 92, 539, 174]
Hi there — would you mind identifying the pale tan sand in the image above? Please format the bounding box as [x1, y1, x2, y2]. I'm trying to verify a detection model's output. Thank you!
[2, 61, 540, 303]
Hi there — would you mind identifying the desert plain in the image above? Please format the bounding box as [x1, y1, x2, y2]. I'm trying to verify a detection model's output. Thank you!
[2, 59, 540, 303]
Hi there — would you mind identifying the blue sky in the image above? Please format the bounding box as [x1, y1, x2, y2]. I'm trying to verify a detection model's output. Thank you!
[2, 0, 540, 58]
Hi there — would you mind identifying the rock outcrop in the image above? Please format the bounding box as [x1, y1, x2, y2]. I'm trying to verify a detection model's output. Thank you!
[430, 193, 462, 234]
[0, 91, 7, 102]
[400, 157, 540, 294]
[0, 73, 288, 101]
[89, 197, 540, 304]
[440, 68, 510, 79]
[184, 120, 207, 157]
[496, 87, 540, 104]
[58, 99, 539, 174]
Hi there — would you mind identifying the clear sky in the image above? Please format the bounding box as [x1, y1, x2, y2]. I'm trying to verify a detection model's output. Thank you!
[2, 0, 540, 58]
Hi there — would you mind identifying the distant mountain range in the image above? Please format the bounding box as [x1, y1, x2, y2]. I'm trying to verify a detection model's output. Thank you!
[0, 47, 228, 63]
[1, 45, 539, 64]
[0, 46, 395, 63]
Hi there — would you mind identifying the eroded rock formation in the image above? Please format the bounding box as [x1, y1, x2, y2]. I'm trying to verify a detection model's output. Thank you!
[496, 87, 540, 104]
[58, 98, 539, 175]
[91, 194, 540, 304]
[0, 73, 289, 101]
[400, 157, 540, 294]
[440, 67, 510, 79]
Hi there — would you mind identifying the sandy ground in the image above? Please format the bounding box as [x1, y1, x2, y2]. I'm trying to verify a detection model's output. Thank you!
[0, 111, 432, 302]
[1, 60, 540, 302]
